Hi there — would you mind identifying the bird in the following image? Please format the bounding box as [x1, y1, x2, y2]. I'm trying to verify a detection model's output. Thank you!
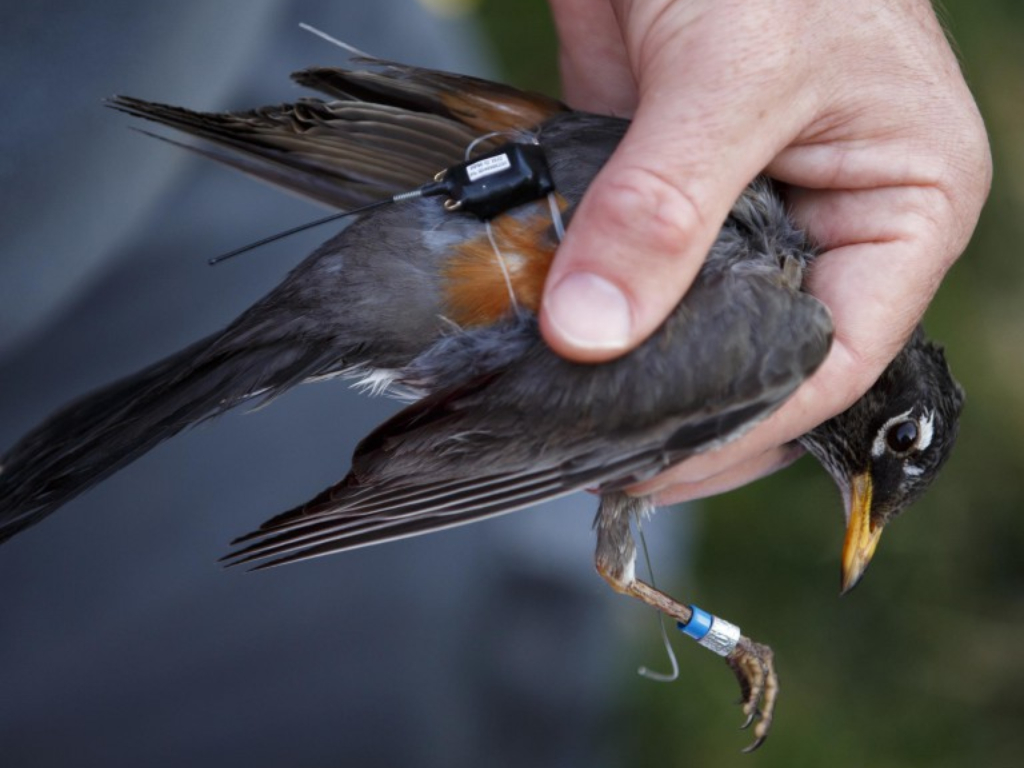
[0, 54, 963, 749]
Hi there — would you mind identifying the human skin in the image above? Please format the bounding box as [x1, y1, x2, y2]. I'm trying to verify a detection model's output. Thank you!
[542, 0, 991, 503]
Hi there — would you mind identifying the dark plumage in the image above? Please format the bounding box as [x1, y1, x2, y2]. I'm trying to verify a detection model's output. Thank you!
[0, 56, 964, 749]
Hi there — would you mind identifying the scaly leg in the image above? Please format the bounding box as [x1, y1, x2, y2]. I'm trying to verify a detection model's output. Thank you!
[594, 491, 778, 751]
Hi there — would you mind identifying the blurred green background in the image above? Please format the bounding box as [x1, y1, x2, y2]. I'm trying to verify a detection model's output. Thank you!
[471, 0, 1024, 765]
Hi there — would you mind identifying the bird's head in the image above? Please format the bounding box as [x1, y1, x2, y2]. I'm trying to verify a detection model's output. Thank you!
[798, 327, 964, 594]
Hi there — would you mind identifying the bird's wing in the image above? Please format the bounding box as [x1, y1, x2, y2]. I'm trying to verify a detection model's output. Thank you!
[224, 261, 834, 570]
[221, 372, 740, 570]
[109, 58, 566, 210]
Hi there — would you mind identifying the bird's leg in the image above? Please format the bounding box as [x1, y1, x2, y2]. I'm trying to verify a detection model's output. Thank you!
[594, 491, 778, 751]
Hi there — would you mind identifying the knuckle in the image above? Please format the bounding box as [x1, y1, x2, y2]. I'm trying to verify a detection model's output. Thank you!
[948, 115, 993, 219]
[816, 341, 889, 410]
[591, 166, 704, 259]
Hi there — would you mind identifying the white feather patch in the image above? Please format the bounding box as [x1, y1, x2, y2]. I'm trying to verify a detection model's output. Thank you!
[917, 410, 936, 451]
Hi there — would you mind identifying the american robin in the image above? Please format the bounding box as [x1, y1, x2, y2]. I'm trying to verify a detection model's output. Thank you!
[0, 56, 963, 749]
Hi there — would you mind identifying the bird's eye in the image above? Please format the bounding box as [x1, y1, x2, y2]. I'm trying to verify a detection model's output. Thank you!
[885, 420, 919, 453]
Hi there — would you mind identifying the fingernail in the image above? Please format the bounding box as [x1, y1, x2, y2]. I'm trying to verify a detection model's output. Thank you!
[546, 272, 632, 351]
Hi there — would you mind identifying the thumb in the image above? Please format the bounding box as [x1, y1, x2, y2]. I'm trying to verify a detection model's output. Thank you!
[540, 1, 813, 361]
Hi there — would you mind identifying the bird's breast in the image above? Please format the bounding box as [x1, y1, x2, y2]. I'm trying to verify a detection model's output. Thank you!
[439, 196, 567, 327]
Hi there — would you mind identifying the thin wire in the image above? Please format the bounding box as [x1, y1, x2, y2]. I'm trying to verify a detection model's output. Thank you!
[464, 130, 528, 161]
[298, 23, 372, 57]
[547, 192, 565, 242]
[207, 197, 399, 265]
[484, 220, 520, 315]
[635, 517, 680, 683]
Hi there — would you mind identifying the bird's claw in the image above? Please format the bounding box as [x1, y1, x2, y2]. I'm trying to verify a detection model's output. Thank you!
[726, 636, 778, 752]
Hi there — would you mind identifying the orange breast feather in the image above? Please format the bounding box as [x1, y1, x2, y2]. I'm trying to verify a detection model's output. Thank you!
[441, 196, 567, 327]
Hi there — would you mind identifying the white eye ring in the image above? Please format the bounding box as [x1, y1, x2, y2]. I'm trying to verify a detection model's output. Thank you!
[871, 409, 935, 458]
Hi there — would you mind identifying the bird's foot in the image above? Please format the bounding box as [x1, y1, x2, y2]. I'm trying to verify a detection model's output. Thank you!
[614, 578, 780, 751]
[726, 636, 778, 752]
[594, 493, 780, 750]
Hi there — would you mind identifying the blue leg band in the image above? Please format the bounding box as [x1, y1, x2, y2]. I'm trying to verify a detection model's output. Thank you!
[678, 606, 713, 641]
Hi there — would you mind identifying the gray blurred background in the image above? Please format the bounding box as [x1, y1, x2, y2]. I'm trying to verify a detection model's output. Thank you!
[6, 1, 1024, 767]
[0, 2, 686, 766]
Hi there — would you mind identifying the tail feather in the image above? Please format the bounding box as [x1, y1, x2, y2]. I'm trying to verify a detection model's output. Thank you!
[292, 61, 565, 133]
[108, 59, 566, 212]
[109, 96, 476, 210]
[0, 335, 350, 543]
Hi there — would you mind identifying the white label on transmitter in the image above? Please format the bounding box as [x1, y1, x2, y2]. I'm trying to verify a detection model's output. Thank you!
[466, 153, 512, 182]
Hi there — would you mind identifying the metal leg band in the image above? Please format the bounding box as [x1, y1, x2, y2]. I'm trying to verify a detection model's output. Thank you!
[677, 606, 741, 657]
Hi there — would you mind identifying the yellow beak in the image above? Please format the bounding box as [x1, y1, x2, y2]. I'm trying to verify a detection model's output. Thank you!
[840, 472, 884, 594]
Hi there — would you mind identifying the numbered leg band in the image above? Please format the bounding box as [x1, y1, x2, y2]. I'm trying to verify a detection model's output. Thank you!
[677, 606, 741, 657]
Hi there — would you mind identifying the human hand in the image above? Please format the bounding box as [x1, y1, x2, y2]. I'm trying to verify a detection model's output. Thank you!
[543, 0, 991, 504]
